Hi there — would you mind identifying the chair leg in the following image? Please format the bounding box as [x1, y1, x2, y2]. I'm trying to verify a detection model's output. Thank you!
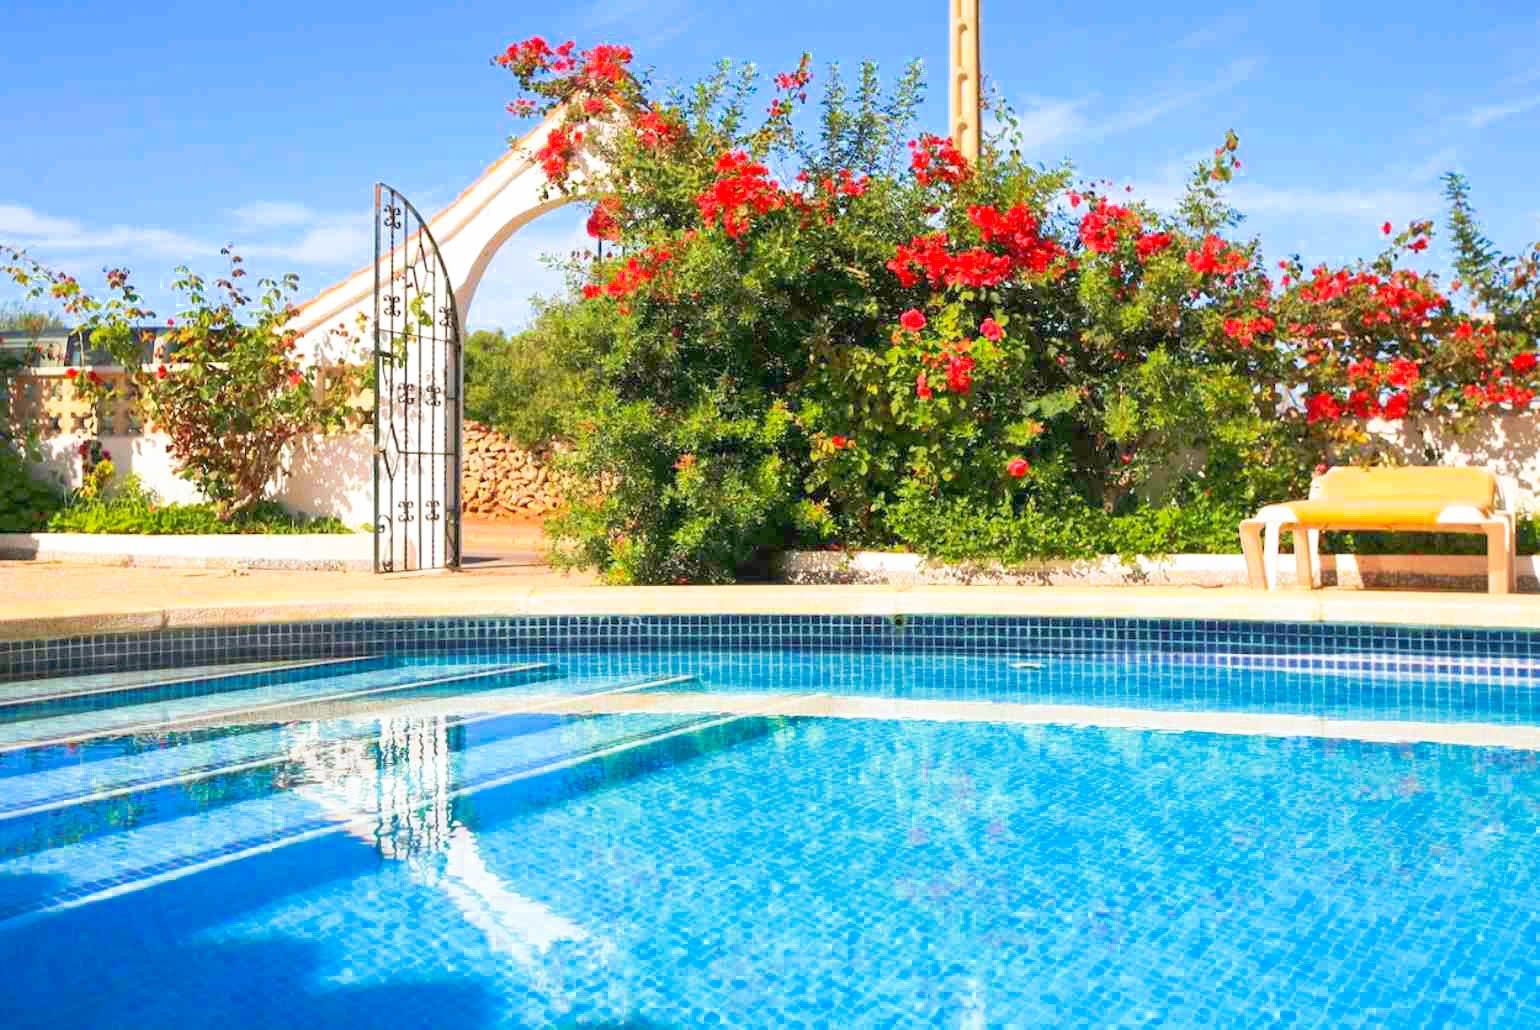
[1240, 520, 1267, 589]
[1263, 522, 1282, 590]
[1293, 527, 1317, 590]
[1485, 520, 1512, 595]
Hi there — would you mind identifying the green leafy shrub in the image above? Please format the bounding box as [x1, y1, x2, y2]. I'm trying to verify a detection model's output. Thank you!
[464, 307, 591, 449]
[44, 475, 349, 535]
[0, 446, 65, 532]
[2, 247, 365, 521]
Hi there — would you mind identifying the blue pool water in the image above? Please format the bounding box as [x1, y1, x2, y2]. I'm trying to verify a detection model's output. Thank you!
[1, 640, 1538, 1026]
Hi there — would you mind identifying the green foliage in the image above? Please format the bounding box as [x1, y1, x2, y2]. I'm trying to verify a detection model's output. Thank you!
[463, 306, 591, 448]
[0, 446, 65, 532]
[45, 475, 349, 535]
[2, 246, 365, 521]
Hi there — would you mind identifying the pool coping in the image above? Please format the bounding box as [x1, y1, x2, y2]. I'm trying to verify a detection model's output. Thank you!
[2, 582, 1537, 642]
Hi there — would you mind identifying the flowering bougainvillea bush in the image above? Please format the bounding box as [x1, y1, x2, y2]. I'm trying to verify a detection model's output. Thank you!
[493, 35, 1540, 581]
[2, 246, 364, 520]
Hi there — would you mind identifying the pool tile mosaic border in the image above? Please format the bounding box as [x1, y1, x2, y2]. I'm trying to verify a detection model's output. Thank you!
[5, 615, 1540, 683]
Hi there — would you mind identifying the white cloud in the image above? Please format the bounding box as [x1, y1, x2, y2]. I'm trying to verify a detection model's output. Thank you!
[1100, 58, 1261, 136]
[1229, 183, 1435, 220]
[1009, 58, 1260, 155]
[0, 203, 214, 258]
[1011, 98, 1088, 150]
[1464, 93, 1540, 129]
[230, 201, 317, 228]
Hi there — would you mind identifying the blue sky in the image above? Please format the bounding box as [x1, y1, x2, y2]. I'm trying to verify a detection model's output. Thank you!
[4, 0, 1539, 331]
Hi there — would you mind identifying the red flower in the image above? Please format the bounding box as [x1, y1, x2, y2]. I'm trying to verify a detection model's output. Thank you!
[899, 308, 927, 332]
[287, 370, 303, 388]
[979, 318, 1004, 342]
[915, 372, 932, 399]
[86, 370, 101, 384]
[1006, 457, 1031, 478]
[1068, 191, 1081, 208]
[1511, 352, 1538, 374]
[1408, 237, 1428, 252]
[674, 453, 696, 470]
[156, 365, 168, 380]
[945, 353, 975, 394]
[65, 368, 78, 380]
[830, 434, 852, 450]
[1305, 392, 1340, 424]
[1386, 358, 1420, 387]
[585, 196, 622, 241]
[907, 134, 970, 186]
[1134, 232, 1173, 261]
[1382, 221, 1392, 235]
[581, 284, 602, 300]
[1382, 391, 1411, 420]
[1078, 198, 1139, 254]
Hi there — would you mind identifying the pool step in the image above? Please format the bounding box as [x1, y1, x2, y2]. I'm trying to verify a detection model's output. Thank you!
[0, 656, 387, 712]
[0, 674, 702, 859]
[0, 673, 697, 822]
[0, 660, 557, 753]
[0, 693, 791, 927]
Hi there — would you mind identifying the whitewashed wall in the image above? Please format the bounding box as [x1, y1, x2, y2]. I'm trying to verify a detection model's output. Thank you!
[30, 431, 375, 528]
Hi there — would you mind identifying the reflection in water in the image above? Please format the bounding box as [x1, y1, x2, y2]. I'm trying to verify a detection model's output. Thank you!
[284, 716, 599, 971]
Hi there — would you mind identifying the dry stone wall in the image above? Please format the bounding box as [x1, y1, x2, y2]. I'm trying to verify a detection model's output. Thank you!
[461, 421, 561, 518]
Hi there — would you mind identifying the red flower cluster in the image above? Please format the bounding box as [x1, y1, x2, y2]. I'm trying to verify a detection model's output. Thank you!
[1006, 457, 1031, 478]
[494, 36, 573, 74]
[1220, 314, 1276, 348]
[1185, 235, 1249, 278]
[899, 308, 926, 332]
[506, 98, 537, 117]
[1077, 199, 1140, 254]
[979, 318, 1004, 342]
[536, 126, 583, 179]
[908, 134, 970, 186]
[582, 43, 633, 84]
[583, 243, 677, 301]
[967, 203, 1066, 274]
[695, 151, 785, 238]
[634, 109, 680, 149]
[586, 196, 622, 241]
[830, 434, 853, 450]
[913, 340, 976, 397]
[1134, 232, 1173, 262]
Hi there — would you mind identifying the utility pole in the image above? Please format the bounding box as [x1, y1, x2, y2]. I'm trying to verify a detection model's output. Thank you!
[949, 0, 981, 163]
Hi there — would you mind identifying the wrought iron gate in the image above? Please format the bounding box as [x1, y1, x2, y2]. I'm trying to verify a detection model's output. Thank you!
[372, 183, 463, 573]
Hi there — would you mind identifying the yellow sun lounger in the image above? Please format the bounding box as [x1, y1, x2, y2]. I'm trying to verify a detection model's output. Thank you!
[1239, 466, 1518, 594]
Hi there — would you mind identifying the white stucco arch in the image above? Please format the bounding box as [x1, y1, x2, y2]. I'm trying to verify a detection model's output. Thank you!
[271, 108, 604, 539]
[289, 107, 602, 361]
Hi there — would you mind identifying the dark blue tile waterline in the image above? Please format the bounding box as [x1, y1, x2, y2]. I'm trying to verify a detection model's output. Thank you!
[7, 614, 1540, 683]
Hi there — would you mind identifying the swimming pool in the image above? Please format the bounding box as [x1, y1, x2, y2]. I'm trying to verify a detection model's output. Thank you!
[1, 616, 1538, 1026]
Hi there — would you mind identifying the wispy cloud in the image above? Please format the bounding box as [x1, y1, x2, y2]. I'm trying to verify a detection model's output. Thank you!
[1010, 98, 1088, 150]
[1173, 13, 1250, 52]
[577, 0, 697, 50]
[1464, 93, 1540, 129]
[230, 201, 318, 229]
[0, 204, 214, 258]
[1010, 58, 1260, 154]
[1100, 58, 1260, 136]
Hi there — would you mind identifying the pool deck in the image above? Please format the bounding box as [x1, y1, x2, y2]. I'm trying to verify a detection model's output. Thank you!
[1, 558, 1536, 640]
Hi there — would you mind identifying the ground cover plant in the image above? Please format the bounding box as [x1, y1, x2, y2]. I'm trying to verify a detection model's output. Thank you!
[491, 35, 1540, 582]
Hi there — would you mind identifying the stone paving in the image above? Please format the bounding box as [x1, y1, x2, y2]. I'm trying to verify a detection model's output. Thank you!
[2, 555, 1537, 640]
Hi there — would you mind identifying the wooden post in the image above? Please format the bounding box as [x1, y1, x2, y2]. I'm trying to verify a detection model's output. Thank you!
[949, 0, 981, 163]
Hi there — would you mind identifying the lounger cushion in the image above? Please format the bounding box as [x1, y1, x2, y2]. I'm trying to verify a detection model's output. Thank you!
[1316, 466, 1497, 508]
[1258, 499, 1492, 528]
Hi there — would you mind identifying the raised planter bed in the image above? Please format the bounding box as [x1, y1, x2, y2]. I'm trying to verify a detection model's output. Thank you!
[776, 549, 1540, 593]
[0, 532, 373, 572]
